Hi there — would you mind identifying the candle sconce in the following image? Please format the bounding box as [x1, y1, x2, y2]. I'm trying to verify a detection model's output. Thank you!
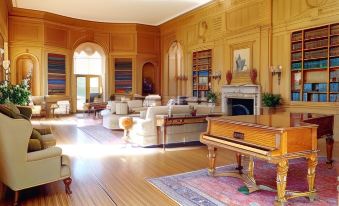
[0, 48, 10, 82]
[211, 70, 222, 83]
[271, 65, 282, 85]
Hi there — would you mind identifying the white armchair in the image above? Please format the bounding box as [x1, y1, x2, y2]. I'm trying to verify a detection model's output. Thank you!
[0, 113, 72, 205]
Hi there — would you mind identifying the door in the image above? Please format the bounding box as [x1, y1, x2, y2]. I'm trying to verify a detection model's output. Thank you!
[76, 75, 102, 111]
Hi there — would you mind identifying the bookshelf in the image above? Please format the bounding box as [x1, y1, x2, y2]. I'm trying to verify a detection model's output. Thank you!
[48, 53, 66, 95]
[192, 49, 212, 98]
[290, 23, 339, 102]
[114, 58, 132, 94]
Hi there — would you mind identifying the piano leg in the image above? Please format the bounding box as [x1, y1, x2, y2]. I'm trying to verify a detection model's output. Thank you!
[207, 146, 217, 176]
[326, 135, 334, 166]
[235, 153, 243, 174]
[307, 153, 318, 201]
[276, 159, 288, 205]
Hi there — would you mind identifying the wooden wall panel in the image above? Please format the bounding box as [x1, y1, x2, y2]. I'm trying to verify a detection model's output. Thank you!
[44, 24, 68, 48]
[110, 33, 136, 53]
[0, 0, 8, 41]
[9, 18, 43, 43]
[137, 34, 159, 54]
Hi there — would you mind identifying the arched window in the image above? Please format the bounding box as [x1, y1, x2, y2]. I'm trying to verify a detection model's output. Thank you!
[168, 41, 184, 96]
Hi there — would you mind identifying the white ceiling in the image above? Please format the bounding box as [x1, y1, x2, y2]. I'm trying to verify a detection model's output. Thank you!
[12, 0, 213, 25]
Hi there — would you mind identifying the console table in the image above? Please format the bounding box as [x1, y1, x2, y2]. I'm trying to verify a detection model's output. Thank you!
[156, 114, 221, 151]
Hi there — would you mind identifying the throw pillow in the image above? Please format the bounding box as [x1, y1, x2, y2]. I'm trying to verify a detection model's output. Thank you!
[4, 102, 21, 114]
[29, 128, 44, 152]
[28, 139, 42, 152]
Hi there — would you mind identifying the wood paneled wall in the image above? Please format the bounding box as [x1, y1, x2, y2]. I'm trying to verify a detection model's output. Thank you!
[160, 0, 271, 103]
[7, 7, 160, 111]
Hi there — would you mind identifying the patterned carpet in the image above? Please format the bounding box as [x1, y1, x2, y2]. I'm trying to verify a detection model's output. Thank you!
[147, 158, 337, 206]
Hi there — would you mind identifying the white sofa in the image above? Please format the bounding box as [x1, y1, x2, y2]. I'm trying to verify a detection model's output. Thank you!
[128, 105, 210, 147]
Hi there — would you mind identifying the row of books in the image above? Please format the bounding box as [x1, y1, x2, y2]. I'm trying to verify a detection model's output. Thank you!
[304, 83, 327, 92]
[330, 82, 339, 92]
[304, 28, 328, 39]
[292, 42, 302, 51]
[304, 49, 327, 59]
[330, 70, 339, 82]
[330, 47, 339, 56]
[291, 62, 302, 70]
[291, 32, 302, 42]
[330, 94, 339, 102]
[330, 57, 339, 67]
[193, 58, 211, 65]
[303, 93, 327, 102]
[304, 39, 328, 49]
[331, 25, 339, 35]
[193, 65, 211, 71]
[331, 36, 339, 45]
[304, 59, 327, 69]
[291, 92, 301, 101]
[291, 52, 302, 61]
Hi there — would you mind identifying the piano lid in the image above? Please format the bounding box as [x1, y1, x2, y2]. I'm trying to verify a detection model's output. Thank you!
[207, 112, 327, 129]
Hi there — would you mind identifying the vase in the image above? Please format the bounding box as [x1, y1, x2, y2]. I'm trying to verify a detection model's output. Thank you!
[249, 68, 257, 84]
[226, 71, 232, 85]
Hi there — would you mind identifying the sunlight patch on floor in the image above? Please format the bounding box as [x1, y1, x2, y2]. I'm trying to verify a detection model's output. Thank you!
[57, 143, 158, 158]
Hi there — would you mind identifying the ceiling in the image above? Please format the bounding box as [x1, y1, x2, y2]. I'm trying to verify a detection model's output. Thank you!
[12, 0, 214, 25]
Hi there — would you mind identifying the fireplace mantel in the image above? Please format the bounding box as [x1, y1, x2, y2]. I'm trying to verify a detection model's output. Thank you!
[221, 84, 261, 115]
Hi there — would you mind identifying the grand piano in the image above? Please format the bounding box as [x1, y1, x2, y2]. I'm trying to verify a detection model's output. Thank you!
[200, 112, 334, 205]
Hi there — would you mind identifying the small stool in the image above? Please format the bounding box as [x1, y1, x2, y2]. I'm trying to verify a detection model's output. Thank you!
[119, 116, 133, 141]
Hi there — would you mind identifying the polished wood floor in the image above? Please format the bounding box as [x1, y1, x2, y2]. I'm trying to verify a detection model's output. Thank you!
[0, 114, 338, 206]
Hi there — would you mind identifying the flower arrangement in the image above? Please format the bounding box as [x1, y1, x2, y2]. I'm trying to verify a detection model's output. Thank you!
[0, 81, 31, 105]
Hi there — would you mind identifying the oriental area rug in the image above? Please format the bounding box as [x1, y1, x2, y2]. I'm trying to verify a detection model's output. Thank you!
[147, 158, 337, 206]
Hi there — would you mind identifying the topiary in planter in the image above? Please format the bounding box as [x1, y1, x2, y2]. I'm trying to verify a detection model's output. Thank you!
[262, 93, 282, 107]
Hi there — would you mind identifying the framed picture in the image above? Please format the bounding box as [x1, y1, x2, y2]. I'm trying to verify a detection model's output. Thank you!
[233, 48, 250, 72]
[229, 41, 254, 83]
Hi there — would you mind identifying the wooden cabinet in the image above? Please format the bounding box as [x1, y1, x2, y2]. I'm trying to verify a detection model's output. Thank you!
[290, 23, 339, 102]
[192, 49, 212, 98]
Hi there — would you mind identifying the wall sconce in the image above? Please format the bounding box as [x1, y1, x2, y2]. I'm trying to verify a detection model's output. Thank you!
[211, 70, 222, 82]
[271, 65, 282, 85]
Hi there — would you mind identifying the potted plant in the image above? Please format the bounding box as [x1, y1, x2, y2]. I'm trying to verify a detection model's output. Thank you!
[261, 92, 282, 114]
[206, 91, 218, 109]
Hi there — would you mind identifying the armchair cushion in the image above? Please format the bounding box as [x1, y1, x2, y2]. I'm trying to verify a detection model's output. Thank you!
[27, 147, 62, 162]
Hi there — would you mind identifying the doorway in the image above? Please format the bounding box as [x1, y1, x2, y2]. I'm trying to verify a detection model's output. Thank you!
[74, 42, 105, 111]
[76, 75, 102, 111]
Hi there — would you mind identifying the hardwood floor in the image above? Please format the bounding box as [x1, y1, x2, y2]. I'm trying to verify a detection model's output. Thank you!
[0, 115, 337, 206]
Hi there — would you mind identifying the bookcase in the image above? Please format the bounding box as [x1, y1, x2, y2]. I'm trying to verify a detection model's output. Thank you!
[114, 58, 132, 94]
[48, 53, 66, 95]
[192, 49, 212, 98]
[290, 23, 339, 102]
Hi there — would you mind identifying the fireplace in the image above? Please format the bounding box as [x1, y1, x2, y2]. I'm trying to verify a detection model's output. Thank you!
[228, 98, 254, 115]
[221, 84, 261, 115]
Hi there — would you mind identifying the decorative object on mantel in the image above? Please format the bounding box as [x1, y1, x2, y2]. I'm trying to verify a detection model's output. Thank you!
[270, 65, 282, 85]
[249, 68, 257, 84]
[226, 70, 232, 85]
[261, 92, 282, 114]
[211, 70, 221, 83]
